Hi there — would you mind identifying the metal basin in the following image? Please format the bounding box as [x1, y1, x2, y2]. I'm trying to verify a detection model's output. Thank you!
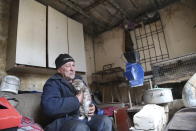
[143, 88, 173, 104]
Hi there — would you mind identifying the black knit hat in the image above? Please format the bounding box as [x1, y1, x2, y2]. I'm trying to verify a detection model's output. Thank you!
[55, 54, 75, 69]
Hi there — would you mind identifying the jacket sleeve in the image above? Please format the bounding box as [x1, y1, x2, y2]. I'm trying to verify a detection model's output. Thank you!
[41, 80, 80, 117]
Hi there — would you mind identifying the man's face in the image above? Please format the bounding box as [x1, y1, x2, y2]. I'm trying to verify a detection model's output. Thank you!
[57, 61, 76, 80]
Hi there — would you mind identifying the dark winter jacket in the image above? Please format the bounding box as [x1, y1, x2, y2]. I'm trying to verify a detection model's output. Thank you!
[41, 73, 82, 119]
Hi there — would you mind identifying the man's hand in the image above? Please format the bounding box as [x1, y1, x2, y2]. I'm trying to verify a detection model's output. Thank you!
[76, 92, 83, 103]
[88, 104, 95, 116]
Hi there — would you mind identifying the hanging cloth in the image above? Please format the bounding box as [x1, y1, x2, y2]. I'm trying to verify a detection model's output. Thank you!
[124, 29, 136, 63]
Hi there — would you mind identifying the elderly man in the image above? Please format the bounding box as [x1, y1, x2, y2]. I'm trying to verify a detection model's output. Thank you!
[41, 54, 112, 131]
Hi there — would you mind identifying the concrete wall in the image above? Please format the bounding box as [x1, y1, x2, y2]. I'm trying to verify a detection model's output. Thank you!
[94, 0, 196, 72]
[0, 0, 94, 91]
[84, 34, 95, 84]
[94, 27, 125, 72]
[160, 0, 196, 58]
[92, 0, 196, 103]
[93, 28, 129, 102]
[0, 0, 10, 76]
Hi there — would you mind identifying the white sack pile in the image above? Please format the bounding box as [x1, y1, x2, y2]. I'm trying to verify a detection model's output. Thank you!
[133, 104, 167, 131]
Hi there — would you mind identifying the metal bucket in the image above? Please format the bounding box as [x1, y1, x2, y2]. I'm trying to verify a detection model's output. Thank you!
[0, 75, 20, 94]
[143, 88, 173, 104]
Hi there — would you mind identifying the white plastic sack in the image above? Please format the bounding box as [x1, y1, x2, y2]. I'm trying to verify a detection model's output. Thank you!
[133, 104, 167, 131]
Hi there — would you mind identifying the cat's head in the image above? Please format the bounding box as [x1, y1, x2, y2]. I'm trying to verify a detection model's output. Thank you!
[72, 79, 84, 91]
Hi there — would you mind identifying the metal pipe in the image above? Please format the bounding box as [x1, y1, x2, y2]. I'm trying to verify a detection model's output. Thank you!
[128, 88, 132, 108]
[149, 78, 153, 89]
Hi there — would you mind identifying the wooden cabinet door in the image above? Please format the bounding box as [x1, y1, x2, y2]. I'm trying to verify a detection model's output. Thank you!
[16, 0, 46, 67]
[48, 6, 68, 68]
[68, 18, 86, 72]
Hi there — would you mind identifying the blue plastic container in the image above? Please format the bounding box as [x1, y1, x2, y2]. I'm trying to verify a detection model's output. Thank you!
[125, 63, 144, 87]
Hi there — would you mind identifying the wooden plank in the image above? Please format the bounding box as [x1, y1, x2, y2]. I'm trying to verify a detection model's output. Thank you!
[68, 18, 86, 72]
[167, 108, 196, 131]
[168, 113, 196, 130]
[48, 6, 68, 68]
[16, 0, 46, 67]
[114, 107, 131, 131]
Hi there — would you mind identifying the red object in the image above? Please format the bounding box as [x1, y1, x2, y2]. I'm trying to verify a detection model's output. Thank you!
[114, 107, 131, 131]
[102, 106, 118, 116]
[0, 97, 22, 129]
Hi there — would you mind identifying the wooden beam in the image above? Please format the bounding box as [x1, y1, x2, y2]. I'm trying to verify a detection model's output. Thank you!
[59, 0, 108, 29]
